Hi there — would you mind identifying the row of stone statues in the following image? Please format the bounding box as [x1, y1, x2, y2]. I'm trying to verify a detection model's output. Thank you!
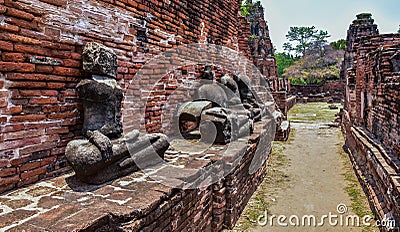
[66, 42, 268, 184]
[178, 65, 266, 144]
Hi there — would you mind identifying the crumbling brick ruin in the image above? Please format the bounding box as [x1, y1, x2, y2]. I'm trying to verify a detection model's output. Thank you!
[341, 13, 400, 226]
[0, 0, 292, 231]
[290, 81, 345, 103]
[0, 0, 282, 192]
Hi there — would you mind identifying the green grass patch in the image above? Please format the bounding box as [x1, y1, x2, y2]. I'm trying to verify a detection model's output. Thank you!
[288, 102, 341, 122]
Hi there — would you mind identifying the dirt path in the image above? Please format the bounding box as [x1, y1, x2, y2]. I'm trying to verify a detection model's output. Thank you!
[233, 103, 375, 232]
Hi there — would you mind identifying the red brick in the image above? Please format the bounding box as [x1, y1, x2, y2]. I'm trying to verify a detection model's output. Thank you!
[7, 16, 39, 30]
[42, 105, 60, 113]
[47, 127, 69, 135]
[35, 65, 54, 74]
[0, 41, 13, 51]
[0, 23, 20, 33]
[30, 97, 58, 105]
[19, 142, 55, 156]
[41, 0, 67, 7]
[47, 82, 66, 89]
[48, 111, 78, 120]
[118, 67, 129, 74]
[42, 90, 59, 96]
[14, 44, 49, 55]
[20, 161, 41, 172]
[20, 166, 46, 179]
[24, 122, 59, 130]
[0, 137, 38, 153]
[44, 27, 61, 38]
[23, 106, 42, 114]
[0, 160, 10, 168]
[0, 62, 35, 72]
[5, 8, 34, 21]
[18, 175, 39, 187]
[0, 116, 7, 123]
[1, 124, 24, 133]
[51, 147, 65, 156]
[0, 167, 16, 178]
[52, 66, 80, 76]
[0, 175, 19, 185]
[70, 53, 81, 60]
[19, 90, 42, 97]
[0, 98, 4, 108]
[40, 157, 56, 166]
[60, 89, 76, 96]
[68, 6, 82, 14]
[3, 105, 23, 115]
[63, 59, 81, 68]
[7, 73, 66, 82]
[9, 114, 46, 123]
[2, 53, 26, 62]
[10, 156, 31, 166]
[3, 129, 44, 141]
[8, 81, 46, 89]
[0, 33, 40, 45]
[0, 5, 6, 14]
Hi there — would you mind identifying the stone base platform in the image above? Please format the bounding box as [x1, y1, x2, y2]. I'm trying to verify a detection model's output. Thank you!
[0, 118, 275, 232]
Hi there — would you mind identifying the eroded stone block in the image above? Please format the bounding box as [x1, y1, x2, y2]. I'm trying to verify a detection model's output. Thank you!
[82, 42, 118, 78]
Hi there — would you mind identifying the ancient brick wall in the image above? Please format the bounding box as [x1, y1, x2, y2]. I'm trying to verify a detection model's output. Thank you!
[353, 35, 400, 156]
[244, 2, 280, 88]
[0, 117, 274, 232]
[0, 0, 280, 194]
[342, 13, 379, 118]
[0, 0, 260, 193]
[290, 80, 345, 102]
[345, 34, 400, 157]
[341, 13, 400, 227]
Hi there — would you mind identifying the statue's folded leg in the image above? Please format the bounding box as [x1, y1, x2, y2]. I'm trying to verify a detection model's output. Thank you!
[119, 134, 169, 169]
[66, 131, 169, 184]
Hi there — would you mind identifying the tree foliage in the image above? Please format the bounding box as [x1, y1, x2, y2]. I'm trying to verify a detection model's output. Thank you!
[240, 0, 262, 17]
[330, 39, 346, 50]
[275, 52, 298, 78]
[398, 25, 400, 33]
[284, 26, 330, 57]
[284, 45, 344, 85]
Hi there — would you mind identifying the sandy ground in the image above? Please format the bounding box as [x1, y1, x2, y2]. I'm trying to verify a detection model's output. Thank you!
[233, 103, 374, 232]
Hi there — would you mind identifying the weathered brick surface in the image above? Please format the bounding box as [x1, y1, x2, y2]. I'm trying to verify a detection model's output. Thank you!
[341, 13, 400, 229]
[0, 118, 274, 232]
[0, 0, 282, 192]
[290, 80, 345, 102]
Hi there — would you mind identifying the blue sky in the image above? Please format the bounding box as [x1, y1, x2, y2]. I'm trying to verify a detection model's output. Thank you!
[260, 0, 400, 52]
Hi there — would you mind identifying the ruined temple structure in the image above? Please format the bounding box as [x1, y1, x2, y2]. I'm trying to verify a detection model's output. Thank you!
[341, 13, 400, 227]
[238, 0, 294, 140]
[0, 0, 285, 231]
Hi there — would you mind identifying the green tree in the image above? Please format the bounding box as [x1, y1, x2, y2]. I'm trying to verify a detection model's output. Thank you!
[275, 52, 298, 78]
[284, 26, 330, 57]
[398, 25, 400, 33]
[330, 39, 346, 50]
[240, 0, 262, 17]
[311, 30, 330, 56]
